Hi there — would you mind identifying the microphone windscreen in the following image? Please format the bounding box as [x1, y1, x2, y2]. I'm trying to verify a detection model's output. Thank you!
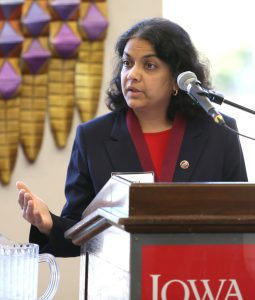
[177, 71, 197, 91]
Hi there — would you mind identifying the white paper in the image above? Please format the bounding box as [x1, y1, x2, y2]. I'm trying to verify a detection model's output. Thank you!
[111, 172, 154, 183]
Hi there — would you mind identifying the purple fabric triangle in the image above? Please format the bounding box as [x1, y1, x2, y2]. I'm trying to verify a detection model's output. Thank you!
[0, 22, 23, 43]
[1, 2, 22, 19]
[1, 5, 14, 20]
[80, 3, 108, 41]
[24, 20, 49, 37]
[23, 56, 49, 74]
[22, 2, 51, 24]
[0, 22, 23, 56]
[0, 43, 20, 56]
[22, 2, 51, 37]
[23, 39, 50, 57]
[51, 1, 79, 21]
[52, 23, 81, 58]
[22, 39, 51, 74]
[0, 60, 21, 99]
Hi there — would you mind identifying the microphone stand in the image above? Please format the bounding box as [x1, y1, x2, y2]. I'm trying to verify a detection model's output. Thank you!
[206, 90, 255, 115]
[202, 90, 255, 141]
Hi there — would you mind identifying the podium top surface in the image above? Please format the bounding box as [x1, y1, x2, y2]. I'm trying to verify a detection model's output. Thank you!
[82, 176, 255, 218]
[65, 176, 255, 245]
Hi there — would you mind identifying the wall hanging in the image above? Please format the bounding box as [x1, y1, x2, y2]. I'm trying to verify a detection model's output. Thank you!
[0, 0, 108, 185]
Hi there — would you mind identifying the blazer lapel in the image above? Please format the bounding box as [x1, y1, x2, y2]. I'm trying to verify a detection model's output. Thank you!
[173, 115, 210, 182]
[104, 111, 211, 182]
[104, 112, 143, 173]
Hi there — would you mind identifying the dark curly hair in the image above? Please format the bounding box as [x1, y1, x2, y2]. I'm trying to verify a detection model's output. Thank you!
[106, 17, 212, 120]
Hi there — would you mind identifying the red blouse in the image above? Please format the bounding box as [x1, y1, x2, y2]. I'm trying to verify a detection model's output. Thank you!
[126, 109, 186, 182]
[143, 129, 171, 179]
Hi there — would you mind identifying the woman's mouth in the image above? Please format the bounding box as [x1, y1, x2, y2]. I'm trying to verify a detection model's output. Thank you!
[126, 86, 143, 97]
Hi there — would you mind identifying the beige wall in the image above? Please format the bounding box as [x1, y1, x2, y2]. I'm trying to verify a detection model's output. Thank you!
[0, 1, 162, 299]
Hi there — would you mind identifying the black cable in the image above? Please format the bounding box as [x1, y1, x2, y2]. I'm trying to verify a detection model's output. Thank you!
[223, 123, 255, 141]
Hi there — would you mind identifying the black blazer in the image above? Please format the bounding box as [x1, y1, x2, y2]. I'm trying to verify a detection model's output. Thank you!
[30, 110, 247, 256]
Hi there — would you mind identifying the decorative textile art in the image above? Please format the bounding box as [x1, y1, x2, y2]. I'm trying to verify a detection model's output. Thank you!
[0, 0, 108, 185]
[76, 1, 107, 122]
[20, 0, 51, 164]
[0, 0, 23, 186]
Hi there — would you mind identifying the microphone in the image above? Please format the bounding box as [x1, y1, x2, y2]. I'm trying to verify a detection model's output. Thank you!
[177, 71, 226, 125]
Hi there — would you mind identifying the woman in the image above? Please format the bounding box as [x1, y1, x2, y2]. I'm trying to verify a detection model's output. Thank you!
[17, 18, 247, 257]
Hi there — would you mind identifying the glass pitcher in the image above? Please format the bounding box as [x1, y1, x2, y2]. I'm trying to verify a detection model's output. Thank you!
[0, 243, 59, 300]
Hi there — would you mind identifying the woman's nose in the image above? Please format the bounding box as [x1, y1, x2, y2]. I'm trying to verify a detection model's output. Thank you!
[127, 64, 142, 81]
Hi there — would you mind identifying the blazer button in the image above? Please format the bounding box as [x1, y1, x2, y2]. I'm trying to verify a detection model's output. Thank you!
[180, 160, 189, 169]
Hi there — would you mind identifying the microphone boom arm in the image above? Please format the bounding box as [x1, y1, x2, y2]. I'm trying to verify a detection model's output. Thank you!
[205, 90, 255, 115]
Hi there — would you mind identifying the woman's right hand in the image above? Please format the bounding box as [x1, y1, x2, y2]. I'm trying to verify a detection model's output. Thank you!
[16, 181, 53, 235]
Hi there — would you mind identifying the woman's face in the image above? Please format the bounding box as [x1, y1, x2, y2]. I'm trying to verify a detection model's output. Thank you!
[120, 38, 177, 114]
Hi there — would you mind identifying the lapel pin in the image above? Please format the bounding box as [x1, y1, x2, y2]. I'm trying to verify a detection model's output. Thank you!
[180, 160, 189, 170]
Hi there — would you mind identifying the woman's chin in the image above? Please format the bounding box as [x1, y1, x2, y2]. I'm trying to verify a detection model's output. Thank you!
[126, 99, 146, 110]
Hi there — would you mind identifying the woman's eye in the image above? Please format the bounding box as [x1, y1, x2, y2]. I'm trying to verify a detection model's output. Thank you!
[145, 62, 157, 70]
[122, 59, 131, 68]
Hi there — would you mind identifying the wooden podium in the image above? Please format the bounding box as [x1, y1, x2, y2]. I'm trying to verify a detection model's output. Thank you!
[65, 176, 255, 299]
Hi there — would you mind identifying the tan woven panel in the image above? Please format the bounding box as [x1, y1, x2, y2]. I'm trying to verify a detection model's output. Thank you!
[48, 59, 76, 148]
[0, 98, 20, 185]
[20, 74, 47, 162]
[75, 41, 104, 121]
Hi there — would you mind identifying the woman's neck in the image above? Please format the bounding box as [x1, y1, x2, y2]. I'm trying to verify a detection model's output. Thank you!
[133, 109, 172, 133]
